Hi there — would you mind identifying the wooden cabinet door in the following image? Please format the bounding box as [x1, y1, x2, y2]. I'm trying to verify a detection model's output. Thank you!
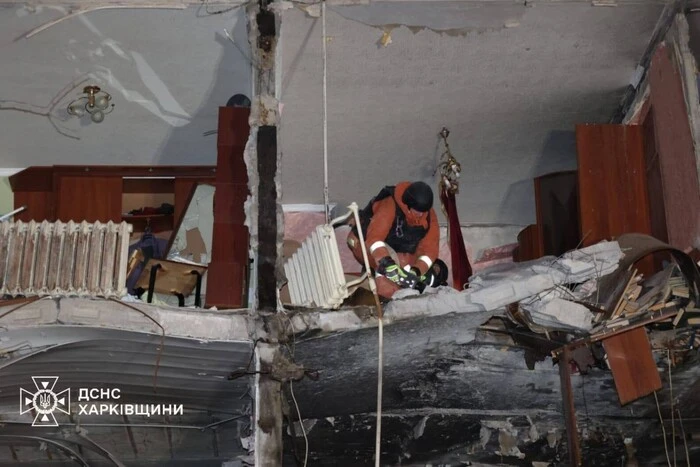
[55, 176, 122, 222]
[576, 124, 652, 246]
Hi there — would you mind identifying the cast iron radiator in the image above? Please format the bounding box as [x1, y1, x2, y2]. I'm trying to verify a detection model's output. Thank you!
[0, 220, 132, 298]
[283, 206, 366, 309]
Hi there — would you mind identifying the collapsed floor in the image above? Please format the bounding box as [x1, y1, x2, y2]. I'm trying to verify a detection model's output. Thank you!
[1, 234, 700, 465]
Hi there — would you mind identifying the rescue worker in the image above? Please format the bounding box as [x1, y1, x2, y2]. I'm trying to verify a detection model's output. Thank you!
[347, 181, 445, 299]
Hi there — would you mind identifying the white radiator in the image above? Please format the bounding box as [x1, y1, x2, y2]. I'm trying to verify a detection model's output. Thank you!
[0, 220, 132, 298]
[284, 206, 365, 309]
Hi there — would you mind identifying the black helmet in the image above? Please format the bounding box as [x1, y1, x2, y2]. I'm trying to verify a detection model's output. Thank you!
[402, 181, 433, 212]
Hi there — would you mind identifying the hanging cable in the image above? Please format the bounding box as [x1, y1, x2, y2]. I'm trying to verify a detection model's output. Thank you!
[655, 391, 673, 467]
[669, 350, 676, 466]
[322, 0, 330, 223]
[347, 203, 385, 467]
[676, 408, 691, 467]
[282, 312, 309, 467]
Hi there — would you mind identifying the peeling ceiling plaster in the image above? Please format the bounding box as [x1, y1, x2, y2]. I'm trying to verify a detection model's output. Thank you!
[332, 1, 527, 33]
[279, 3, 663, 225]
[0, 5, 251, 166]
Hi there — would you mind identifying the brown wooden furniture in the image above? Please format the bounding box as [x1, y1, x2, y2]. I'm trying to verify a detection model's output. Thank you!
[516, 124, 656, 262]
[602, 327, 661, 405]
[9, 166, 216, 232]
[205, 107, 250, 309]
[512, 224, 543, 262]
[135, 258, 207, 307]
[576, 124, 652, 246]
[513, 171, 580, 261]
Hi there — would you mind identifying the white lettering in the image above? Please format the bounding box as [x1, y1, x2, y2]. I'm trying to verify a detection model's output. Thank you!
[161, 405, 172, 415]
[88, 405, 99, 415]
[78, 404, 89, 415]
[89, 388, 100, 400]
[78, 389, 90, 401]
[150, 405, 161, 416]
[111, 388, 121, 400]
[134, 405, 150, 417]
[173, 405, 183, 416]
[123, 405, 134, 416]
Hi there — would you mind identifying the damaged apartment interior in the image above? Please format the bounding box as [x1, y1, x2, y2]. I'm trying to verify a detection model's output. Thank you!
[3, 0, 700, 465]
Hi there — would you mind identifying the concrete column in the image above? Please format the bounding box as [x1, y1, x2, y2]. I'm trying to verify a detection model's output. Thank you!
[248, 1, 284, 465]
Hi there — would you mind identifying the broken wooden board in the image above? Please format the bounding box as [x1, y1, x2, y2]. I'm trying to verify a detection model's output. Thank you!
[602, 327, 662, 405]
[135, 258, 207, 296]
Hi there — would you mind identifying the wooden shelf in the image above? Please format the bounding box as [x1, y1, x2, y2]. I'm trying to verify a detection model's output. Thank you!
[122, 213, 171, 219]
[9, 166, 216, 225]
[122, 214, 173, 232]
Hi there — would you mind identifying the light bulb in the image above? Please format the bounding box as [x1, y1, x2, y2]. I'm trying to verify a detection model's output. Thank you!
[90, 110, 105, 123]
[68, 102, 85, 117]
[94, 94, 110, 110]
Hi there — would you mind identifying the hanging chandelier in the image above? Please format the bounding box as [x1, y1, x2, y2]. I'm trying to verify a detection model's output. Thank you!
[66, 85, 114, 123]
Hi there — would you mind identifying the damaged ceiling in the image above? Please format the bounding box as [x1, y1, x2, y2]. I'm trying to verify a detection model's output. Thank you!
[0, 1, 667, 228]
[0, 3, 251, 166]
[280, 1, 664, 224]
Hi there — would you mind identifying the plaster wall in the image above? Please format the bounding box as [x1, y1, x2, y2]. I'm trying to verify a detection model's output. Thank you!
[279, 3, 662, 225]
[0, 177, 12, 214]
[0, 5, 252, 167]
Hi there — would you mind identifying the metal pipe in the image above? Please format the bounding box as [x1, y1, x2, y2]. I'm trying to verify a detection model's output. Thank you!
[0, 206, 27, 222]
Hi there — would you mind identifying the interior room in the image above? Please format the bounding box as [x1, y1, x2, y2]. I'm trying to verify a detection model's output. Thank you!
[2, 0, 700, 465]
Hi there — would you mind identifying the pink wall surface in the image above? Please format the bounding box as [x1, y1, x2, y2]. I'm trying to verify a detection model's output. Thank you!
[283, 211, 515, 285]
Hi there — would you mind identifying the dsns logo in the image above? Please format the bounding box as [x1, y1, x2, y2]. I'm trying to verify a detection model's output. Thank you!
[19, 377, 71, 427]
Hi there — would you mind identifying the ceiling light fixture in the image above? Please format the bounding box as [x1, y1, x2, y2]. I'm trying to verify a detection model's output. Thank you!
[67, 85, 114, 123]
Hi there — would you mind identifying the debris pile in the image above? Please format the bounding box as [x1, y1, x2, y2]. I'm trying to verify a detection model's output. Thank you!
[470, 232, 700, 465]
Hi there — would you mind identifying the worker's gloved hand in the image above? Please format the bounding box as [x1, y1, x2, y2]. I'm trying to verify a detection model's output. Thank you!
[407, 265, 428, 293]
[377, 257, 419, 289]
[407, 266, 429, 282]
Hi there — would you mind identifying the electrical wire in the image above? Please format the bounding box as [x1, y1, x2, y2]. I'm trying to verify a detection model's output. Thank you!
[654, 391, 673, 467]
[675, 408, 691, 467]
[0, 436, 89, 466]
[0, 296, 42, 321]
[322, 0, 330, 224]
[281, 312, 309, 467]
[20, 5, 187, 40]
[669, 349, 676, 466]
[198, 0, 247, 16]
[374, 309, 384, 467]
[289, 381, 308, 467]
[109, 298, 166, 393]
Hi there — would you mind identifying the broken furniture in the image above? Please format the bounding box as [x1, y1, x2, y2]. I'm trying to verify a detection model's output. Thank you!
[0, 220, 132, 298]
[548, 233, 700, 467]
[8, 165, 216, 230]
[516, 119, 696, 262]
[135, 258, 207, 307]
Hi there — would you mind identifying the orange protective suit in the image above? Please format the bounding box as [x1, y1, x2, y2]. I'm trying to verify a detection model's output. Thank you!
[347, 181, 439, 298]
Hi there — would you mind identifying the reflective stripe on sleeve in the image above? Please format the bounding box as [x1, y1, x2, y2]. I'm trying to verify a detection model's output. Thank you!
[369, 241, 387, 254]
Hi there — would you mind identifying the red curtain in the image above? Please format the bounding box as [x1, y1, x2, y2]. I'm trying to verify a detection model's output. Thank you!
[440, 188, 472, 289]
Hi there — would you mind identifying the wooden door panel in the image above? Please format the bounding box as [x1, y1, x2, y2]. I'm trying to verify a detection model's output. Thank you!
[576, 124, 651, 245]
